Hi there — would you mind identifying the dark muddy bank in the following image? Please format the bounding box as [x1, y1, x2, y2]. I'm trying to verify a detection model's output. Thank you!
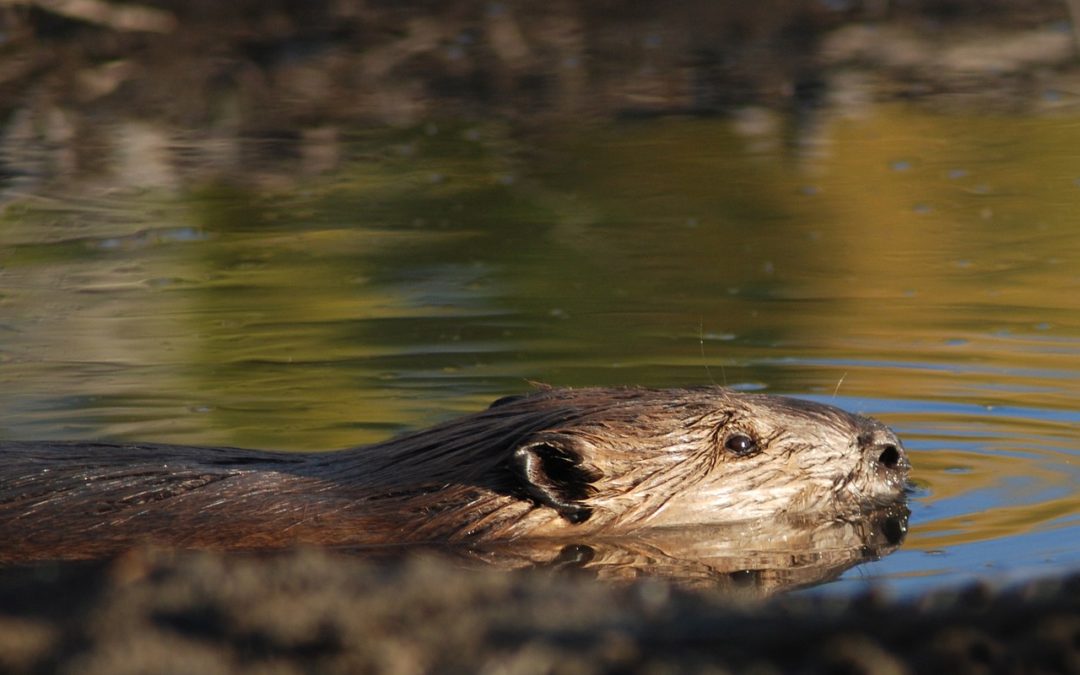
[0, 549, 1076, 674]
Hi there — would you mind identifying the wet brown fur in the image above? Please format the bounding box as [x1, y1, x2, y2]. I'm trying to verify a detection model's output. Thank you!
[0, 387, 910, 563]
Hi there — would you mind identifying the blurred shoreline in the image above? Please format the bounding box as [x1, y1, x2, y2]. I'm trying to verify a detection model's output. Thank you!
[3, 1, 1080, 192]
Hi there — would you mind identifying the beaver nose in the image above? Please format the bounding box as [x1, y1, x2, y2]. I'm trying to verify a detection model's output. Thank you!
[860, 430, 910, 475]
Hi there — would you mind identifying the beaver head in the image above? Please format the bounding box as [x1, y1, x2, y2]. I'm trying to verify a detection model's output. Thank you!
[365, 387, 911, 541]
[474, 387, 910, 532]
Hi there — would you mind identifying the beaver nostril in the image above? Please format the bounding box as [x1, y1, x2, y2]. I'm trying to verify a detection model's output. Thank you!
[878, 444, 901, 469]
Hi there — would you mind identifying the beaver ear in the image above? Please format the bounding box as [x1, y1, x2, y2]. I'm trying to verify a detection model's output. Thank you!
[512, 438, 602, 524]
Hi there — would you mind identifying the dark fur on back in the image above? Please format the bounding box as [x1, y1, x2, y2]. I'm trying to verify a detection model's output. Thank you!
[0, 387, 909, 563]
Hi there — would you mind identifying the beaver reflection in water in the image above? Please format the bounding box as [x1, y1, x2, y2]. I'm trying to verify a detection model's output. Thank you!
[0, 387, 910, 563]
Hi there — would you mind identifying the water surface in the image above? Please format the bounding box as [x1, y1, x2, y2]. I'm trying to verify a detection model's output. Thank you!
[1, 104, 1077, 596]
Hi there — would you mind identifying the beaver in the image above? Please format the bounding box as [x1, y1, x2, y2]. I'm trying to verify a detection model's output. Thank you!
[0, 386, 910, 563]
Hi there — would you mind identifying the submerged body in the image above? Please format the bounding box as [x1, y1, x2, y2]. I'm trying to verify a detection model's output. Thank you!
[0, 387, 910, 563]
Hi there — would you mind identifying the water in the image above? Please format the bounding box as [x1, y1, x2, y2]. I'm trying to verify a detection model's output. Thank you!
[0, 104, 1077, 597]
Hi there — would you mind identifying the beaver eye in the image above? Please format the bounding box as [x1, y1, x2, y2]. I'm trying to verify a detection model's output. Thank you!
[724, 434, 759, 457]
